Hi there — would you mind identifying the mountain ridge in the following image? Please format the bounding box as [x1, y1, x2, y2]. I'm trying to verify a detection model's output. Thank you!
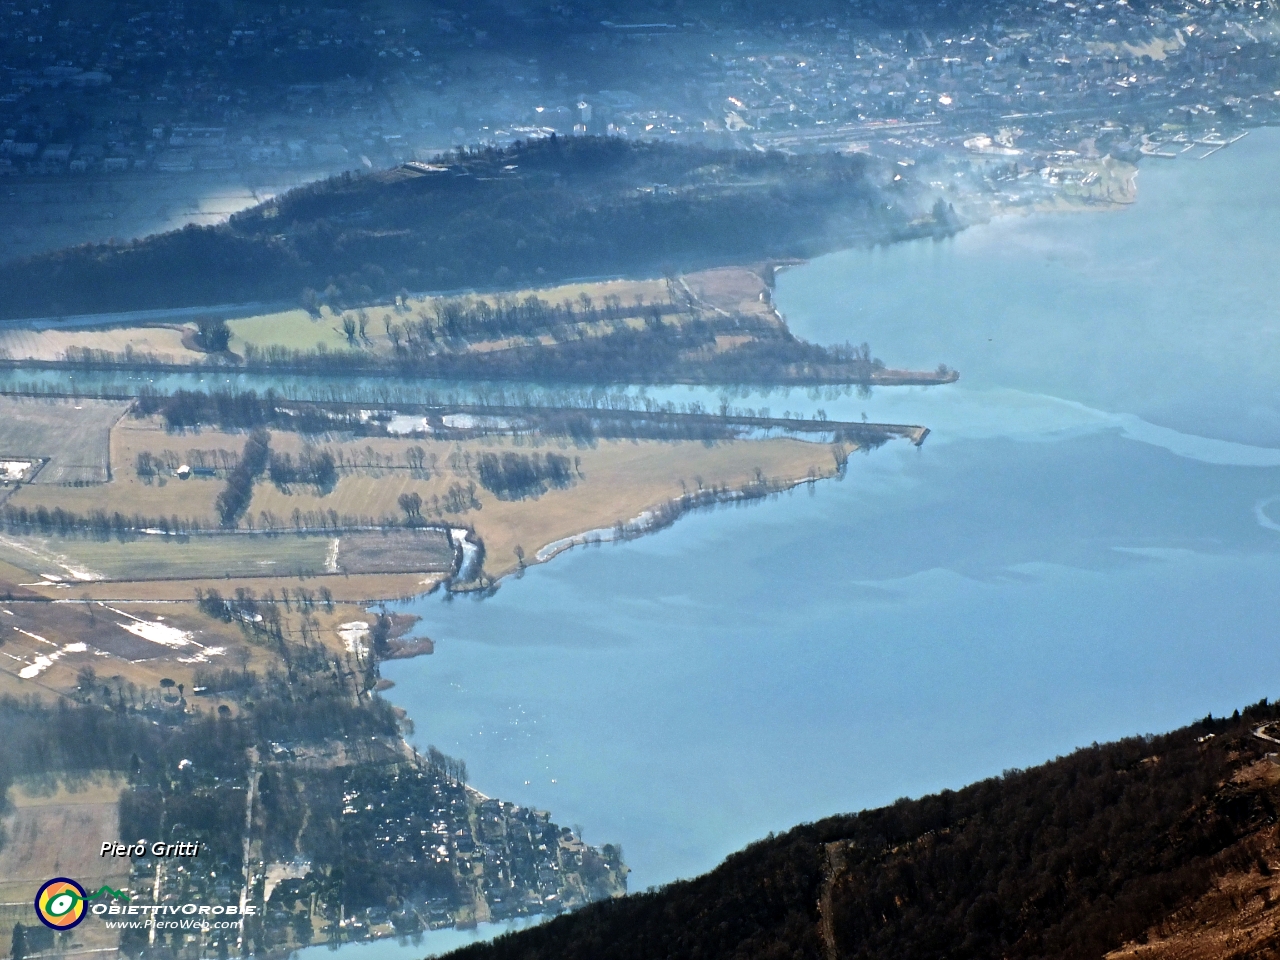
[444, 704, 1280, 960]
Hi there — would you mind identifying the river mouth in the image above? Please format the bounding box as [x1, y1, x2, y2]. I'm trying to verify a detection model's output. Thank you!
[43, 132, 1266, 960]
[372, 130, 1280, 917]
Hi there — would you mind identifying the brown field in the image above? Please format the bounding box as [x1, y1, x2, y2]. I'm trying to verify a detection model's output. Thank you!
[0, 776, 130, 959]
[245, 431, 850, 580]
[0, 325, 202, 364]
[0, 582, 416, 714]
[0, 591, 258, 703]
[0, 776, 126, 888]
[336, 529, 454, 574]
[461, 437, 848, 579]
[0, 397, 129, 485]
[679, 266, 779, 324]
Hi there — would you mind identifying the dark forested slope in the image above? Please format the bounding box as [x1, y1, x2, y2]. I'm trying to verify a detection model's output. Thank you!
[0, 137, 929, 320]
[447, 702, 1280, 960]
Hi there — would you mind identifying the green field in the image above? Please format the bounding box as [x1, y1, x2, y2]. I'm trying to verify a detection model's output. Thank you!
[0, 528, 455, 582]
[228, 308, 370, 354]
[223, 276, 675, 359]
[0, 532, 332, 582]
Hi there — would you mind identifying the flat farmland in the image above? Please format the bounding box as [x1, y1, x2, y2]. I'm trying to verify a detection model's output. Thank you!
[250, 432, 853, 579]
[60, 571, 444, 604]
[0, 324, 201, 364]
[0, 593, 245, 701]
[0, 582, 400, 706]
[4, 415, 237, 519]
[34, 532, 334, 580]
[0, 776, 129, 958]
[0, 529, 452, 583]
[10, 412, 855, 583]
[0, 270, 713, 383]
[336, 529, 454, 574]
[228, 276, 676, 349]
[0, 397, 129, 484]
[681, 266, 779, 323]
[5, 410, 852, 588]
[228, 307, 359, 354]
[0, 776, 126, 889]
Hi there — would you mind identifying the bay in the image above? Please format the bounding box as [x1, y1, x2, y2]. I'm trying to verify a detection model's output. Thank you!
[313, 134, 1280, 957]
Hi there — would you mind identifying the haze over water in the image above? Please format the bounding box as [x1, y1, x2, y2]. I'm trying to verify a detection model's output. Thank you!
[379, 129, 1280, 934]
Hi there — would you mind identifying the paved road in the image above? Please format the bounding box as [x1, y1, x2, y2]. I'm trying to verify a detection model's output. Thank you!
[0, 300, 295, 332]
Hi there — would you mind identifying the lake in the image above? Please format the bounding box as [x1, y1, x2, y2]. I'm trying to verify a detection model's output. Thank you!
[303, 132, 1280, 958]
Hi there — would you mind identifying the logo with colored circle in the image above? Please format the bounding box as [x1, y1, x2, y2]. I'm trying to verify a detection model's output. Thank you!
[35, 878, 88, 930]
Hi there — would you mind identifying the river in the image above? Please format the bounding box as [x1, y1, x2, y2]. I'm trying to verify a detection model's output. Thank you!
[294, 130, 1280, 959]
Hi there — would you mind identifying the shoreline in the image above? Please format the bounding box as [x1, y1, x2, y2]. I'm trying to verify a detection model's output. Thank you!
[528, 474, 819, 568]
[457, 426, 928, 586]
[510, 438, 893, 577]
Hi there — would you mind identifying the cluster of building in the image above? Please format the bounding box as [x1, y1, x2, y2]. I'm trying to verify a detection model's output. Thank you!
[331, 764, 626, 937]
[0, 0, 1275, 201]
[691, 0, 1278, 174]
[116, 751, 626, 957]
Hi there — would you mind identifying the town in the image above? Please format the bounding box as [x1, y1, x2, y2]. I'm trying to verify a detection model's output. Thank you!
[116, 737, 626, 957]
[0, 0, 1275, 258]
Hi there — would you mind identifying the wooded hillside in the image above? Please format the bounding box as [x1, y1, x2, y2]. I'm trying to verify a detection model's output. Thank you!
[0, 137, 927, 320]
[448, 702, 1280, 960]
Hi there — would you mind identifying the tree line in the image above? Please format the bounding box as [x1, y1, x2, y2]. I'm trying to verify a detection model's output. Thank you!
[476, 452, 576, 500]
[354, 290, 691, 352]
[129, 387, 904, 447]
[0, 503, 211, 537]
[80, 311, 892, 385]
[0, 499, 465, 539]
[269, 447, 338, 491]
[135, 388, 353, 433]
[215, 429, 270, 526]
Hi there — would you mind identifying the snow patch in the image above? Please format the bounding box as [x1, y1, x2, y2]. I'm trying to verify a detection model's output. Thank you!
[442, 413, 515, 430]
[18, 641, 88, 679]
[119, 619, 194, 647]
[103, 605, 194, 648]
[387, 415, 433, 435]
[0, 460, 33, 481]
[338, 621, 370, 655]
[0, 533, 103, 581]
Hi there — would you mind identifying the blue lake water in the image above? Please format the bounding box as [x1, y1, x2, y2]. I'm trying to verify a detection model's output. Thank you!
[301, 132, 1280, 958]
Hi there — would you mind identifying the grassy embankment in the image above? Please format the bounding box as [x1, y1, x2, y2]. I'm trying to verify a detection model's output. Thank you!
[0, 270, 754, 365]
